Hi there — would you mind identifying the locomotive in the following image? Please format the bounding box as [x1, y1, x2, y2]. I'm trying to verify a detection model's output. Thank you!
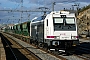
[30, 11, 79, 53]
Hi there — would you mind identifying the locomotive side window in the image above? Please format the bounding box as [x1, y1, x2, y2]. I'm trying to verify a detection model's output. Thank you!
[47, 19, 48, 26]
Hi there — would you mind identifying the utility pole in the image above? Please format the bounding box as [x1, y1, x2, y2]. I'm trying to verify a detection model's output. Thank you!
[20, 0, 23, 23]
[52, 2, 56, 11]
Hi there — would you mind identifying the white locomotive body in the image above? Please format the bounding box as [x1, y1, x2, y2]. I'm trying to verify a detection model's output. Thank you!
[30, 11, 79, 53]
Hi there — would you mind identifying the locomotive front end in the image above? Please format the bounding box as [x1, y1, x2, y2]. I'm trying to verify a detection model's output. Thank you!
[44, 11, 79, 53]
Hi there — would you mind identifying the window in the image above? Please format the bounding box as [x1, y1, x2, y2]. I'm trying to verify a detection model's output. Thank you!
[47, 19, 48, 26]
[54, 18, 63, 23]
[66, 18, 75, 24]
[53, 17, 76, 31]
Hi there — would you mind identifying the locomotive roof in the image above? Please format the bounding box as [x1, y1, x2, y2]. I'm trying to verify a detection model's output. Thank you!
[32, 16, 46, 22]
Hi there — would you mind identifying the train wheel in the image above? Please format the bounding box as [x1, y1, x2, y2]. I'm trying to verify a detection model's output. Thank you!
[34, 40, 38, 45]
[43, 43, 48, 50]
[38, 42, 43, 48]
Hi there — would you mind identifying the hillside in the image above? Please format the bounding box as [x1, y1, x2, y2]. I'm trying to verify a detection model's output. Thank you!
[77, 8, 90, 36]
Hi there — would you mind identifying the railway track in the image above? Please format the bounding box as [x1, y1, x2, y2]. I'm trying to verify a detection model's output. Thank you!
[1, 32, 67, 60]
[0, 33, 42, 60]
[76, 54, 90, 60]
[74, 42, 90, 60]
[1, 33, 18, 60]
[53, 40, 90, 60]
[2, 32, 90, 60]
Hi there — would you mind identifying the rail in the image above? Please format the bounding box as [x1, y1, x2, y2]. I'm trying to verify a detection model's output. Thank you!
[1, 34, 18, 60]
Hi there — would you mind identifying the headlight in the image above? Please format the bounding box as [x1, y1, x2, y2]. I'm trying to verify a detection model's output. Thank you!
[72, 36, 79, 39]
[54, 36, 60, 39]
[52, 41, 59, 46]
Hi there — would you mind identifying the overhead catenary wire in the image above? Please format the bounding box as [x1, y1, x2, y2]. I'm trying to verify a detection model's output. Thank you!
[0, 0, 51, 24]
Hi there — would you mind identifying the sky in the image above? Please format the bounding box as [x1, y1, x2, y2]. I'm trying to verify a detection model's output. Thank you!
[0, 0, 90, 24]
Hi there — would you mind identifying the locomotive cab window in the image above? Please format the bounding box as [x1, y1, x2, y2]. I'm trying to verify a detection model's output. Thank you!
[54, 18, 63, 23]
[66, 18, 75, 24]
[53, 17, 76, 31]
